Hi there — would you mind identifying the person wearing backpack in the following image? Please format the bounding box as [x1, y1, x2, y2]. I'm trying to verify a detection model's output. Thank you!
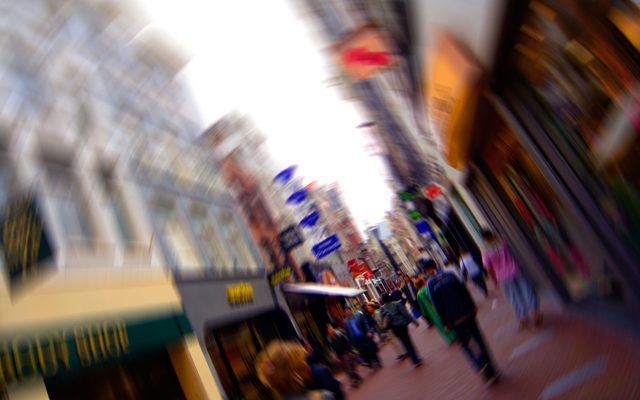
[380, 293, 423, 367]
[426, 262, 499, 385]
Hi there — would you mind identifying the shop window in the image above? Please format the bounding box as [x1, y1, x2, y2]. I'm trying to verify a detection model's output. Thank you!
[483, 122, 598, 300]
[508, 0, 640, 260]
[45, 164, 95, 251]
[45, 349, 185, 400]
[98, 170, 134, 249]
[215, 207, 259, 273]
[188, 204, 233, 273]
[206, 309, 297, 400]
[151, 198, 203, 271]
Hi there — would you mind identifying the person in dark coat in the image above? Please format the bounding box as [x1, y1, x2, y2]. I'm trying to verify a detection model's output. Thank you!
[344, 308, 381, 369]
[426, 262, 499, 384]
[327, 324, 362, 388]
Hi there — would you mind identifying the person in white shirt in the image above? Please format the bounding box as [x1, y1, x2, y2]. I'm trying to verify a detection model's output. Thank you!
[459, 249, 488, 297]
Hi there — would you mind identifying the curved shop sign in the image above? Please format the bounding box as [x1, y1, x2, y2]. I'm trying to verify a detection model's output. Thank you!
[0, 313, 191, 386]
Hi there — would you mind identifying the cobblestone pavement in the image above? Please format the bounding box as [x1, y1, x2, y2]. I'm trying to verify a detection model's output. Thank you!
[342, 287, 640, 400]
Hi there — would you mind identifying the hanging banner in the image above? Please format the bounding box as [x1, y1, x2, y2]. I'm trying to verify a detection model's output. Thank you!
[273, 166, 297, 185]
[312, 234, 342, 260]
[0, 194, 55, 294]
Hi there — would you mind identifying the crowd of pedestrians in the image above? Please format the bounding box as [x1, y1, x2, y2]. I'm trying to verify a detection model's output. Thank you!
[255, 231, 542, 399]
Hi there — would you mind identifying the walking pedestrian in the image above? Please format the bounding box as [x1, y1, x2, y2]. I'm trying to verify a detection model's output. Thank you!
[344, 308, 382, 369]
[374, 294, 407, 360]
[426, 263, 499, 384]
[307, 346, 344, 400]
[416, 275, 456, 345]
[362, 303, 384, 340]
[256, 341, 335, 400]
[380, 293, 423, 367]
[481, 230, 542, 330]
[327, 324, 362, 389]
[459, 248, 489, 297]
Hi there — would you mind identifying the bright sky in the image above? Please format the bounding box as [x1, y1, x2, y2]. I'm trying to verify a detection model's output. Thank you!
[141, 0, 394, 232]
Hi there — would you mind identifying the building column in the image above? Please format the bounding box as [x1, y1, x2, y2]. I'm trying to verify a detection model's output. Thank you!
[167, 334, 224, 400]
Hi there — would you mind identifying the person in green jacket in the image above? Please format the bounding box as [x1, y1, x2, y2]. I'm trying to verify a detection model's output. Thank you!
[416, 275, 456, 345]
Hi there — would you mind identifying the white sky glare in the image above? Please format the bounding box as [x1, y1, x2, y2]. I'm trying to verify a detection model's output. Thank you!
[141, 0, 394, 232]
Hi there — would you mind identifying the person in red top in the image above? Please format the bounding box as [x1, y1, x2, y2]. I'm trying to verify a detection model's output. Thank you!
[482, 230, 542, 330]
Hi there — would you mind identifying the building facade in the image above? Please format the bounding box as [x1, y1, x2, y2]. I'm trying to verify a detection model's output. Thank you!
[0, 0, 224, 398]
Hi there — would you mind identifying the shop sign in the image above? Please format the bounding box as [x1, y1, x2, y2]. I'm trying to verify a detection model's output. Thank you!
[278, 225, 304, 253]
[312, 234, 341, 260]
[269, 266, 292, 286]
[226, 282, 254, 305]
[423, 184, 443, 200]
[0, 313, 191, 386]
[0, 195, 54, 293]
[334, 25, 397, 80]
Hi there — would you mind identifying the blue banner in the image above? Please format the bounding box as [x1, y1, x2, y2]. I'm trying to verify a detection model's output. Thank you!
[299, 210, 320, 228]
[286, 189, 307, 205]
[273, 165, 297, 184]
[312, 234, 342, 259]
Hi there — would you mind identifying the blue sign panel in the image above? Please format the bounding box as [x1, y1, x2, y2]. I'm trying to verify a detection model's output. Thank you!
[415, 220, 432, 235]
[312, 234, 342, 260]
[286, 189, 307, 205]
[299, 210, 320, 228]
[273, 166, 297, 184]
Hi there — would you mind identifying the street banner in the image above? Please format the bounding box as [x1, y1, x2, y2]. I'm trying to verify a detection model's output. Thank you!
[312, 234, 342, 259]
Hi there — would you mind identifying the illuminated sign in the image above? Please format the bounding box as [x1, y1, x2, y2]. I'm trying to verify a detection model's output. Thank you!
[269, 266, 292, 286]
[335, 25, 396, 80]
[227, 282, 254, 305]
[0, 195, 54, 293]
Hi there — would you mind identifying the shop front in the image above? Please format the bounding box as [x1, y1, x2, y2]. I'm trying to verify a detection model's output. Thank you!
[0, 312, 192, 399]
[467, 0, 640, 311]
[177, 275, 299, 400]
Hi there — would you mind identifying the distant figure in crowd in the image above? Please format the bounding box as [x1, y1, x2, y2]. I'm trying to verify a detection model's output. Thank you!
[401, 273, 424, 322]
[375, 293, 407, 360]
[381, 292, 423, 367]
[256, 341, 335, 400]
[482, 230, 542, 330]
[327, 324, 362, 389]
[459, 248, 489, 297]
[344, 308, 381, 369]
[426, 262, 499, 384]
[416, 266, 456, 345]
[362, 302, 384, 340]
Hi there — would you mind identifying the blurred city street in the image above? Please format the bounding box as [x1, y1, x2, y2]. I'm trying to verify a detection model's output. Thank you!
[2, 0, 640, 399]
[346, 289, 640, 400]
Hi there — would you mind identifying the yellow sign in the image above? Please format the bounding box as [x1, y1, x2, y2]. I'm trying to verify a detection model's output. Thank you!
[226, 282, 254, 305]
[270, 266, 292, 286]
[1, 321, 128, 386]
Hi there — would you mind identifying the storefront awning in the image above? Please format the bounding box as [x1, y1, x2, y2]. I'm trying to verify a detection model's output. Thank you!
[282, 283, 366, 297]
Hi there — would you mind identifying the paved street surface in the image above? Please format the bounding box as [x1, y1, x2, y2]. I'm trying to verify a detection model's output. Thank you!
[341, 287, 640, 400]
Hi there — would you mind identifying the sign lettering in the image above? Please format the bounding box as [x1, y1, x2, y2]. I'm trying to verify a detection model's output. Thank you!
[227, 282, 254, 305]
[269, 266, 292, 286]
[0, 321, 127, 386]
[0, 195, 54, 293]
